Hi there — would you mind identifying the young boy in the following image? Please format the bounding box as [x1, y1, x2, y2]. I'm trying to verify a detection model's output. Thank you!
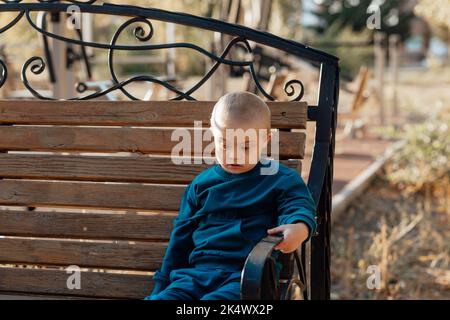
[145, 92, 316, 300]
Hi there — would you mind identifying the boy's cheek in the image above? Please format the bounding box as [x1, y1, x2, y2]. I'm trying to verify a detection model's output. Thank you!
[213, 143, 224, 161]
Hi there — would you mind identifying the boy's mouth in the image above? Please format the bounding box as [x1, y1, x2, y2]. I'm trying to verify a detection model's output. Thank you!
[225, 164, 243, 169]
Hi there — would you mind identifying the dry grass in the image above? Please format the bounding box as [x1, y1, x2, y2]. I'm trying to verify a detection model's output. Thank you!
[331, 174, 449, 299]
[331, 66, 449, 300]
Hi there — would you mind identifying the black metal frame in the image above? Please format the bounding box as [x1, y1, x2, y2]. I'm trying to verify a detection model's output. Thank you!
[0, 0, 339, 300]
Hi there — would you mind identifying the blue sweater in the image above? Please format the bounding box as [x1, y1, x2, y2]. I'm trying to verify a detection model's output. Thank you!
[151, 159, 317, 295]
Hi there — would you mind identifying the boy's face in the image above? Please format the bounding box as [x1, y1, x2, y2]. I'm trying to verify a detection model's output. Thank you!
[210, 119, 272, 174]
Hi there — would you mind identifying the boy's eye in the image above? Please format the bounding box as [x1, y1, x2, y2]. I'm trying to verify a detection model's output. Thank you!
[218, 141, 252, 150]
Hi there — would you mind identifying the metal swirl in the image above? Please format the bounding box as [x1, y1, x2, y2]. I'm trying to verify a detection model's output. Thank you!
[108, 16, 155, 100]
[21, 56, 53, 100]
[284, 79, 305, 102]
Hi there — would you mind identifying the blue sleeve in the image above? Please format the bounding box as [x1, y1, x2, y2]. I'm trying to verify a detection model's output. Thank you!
[276, 170, 317, 241]
[150, 182, 198, 296]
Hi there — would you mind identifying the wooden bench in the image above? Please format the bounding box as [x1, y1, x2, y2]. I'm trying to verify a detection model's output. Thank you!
[0, 99, 310, 300]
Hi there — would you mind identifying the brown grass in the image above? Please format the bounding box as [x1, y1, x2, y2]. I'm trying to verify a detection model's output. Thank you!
[331, 173, 450, 300]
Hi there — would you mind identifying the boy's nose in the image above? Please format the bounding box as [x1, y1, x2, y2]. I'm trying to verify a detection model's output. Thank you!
[226, 152, 246, 164]
[225, 148, 236, 160]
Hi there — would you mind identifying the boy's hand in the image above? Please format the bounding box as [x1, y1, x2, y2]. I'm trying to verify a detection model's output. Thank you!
[267, 222, 309, 253]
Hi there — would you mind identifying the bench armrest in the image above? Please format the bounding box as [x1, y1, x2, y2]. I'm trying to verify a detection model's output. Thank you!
[240, 235, 308, 300]
[240, 235, 283, 300]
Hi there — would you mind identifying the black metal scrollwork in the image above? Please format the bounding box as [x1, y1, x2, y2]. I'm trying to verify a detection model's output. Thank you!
[0, 58, 7, 88]
[0, 1, 306, 101]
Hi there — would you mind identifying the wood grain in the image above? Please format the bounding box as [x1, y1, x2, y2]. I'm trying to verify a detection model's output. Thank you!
[0, 153, 301, 183]
[0, 209, 175, 240]
[0, 237, 166, 270]
[0, 100, 307, 129]
[0, 179, 186, 210]
[0, 126, 305, 159]
[0, 266, 153, 299]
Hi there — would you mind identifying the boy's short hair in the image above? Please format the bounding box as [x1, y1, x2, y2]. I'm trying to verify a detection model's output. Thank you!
[210, 92, 271, 131]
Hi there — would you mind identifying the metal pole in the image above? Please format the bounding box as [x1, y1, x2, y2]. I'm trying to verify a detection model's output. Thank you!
[448, 27, 450, 66]
[51, 12, 75, 99]
[389, 34, 400, 120]
[374, 32, 386, 125]
[309, 62, 338, 300]
[81, 12, 93, 57]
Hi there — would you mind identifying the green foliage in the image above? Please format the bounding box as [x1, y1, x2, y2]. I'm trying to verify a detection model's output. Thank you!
[385, 116, 450, 191]
[310, 0, 414, 40]
[312, 23, 373, 76]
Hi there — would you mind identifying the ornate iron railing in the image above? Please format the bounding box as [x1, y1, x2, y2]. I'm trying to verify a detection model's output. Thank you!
[0, 1, 324, 101]
[0, 0, 339, 300]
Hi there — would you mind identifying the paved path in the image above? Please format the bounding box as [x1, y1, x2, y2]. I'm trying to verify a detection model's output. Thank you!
[302, 135, 394, 195]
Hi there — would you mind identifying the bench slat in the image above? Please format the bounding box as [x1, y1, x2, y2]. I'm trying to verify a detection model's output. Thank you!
[0, 209, 175, 240]
[0, 237, 166, 271]
[0, 153, 301, 183]
[0, 100, 307, 129]
[0, 126, 305, 159]
[0, 180, 185, 211]
[0, 267, 153, 299]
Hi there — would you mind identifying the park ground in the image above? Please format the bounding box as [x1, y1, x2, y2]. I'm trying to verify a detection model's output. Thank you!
[330, 66, 450, 299]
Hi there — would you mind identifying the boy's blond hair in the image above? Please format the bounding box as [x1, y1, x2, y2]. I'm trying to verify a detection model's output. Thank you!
[210, 92, 271, 131]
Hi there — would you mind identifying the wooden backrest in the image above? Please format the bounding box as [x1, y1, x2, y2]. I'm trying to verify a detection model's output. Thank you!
[0, 100, 307, 299]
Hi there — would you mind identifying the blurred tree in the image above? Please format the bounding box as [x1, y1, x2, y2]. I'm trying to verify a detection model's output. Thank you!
[273, 0, 303, 39]
[313, 22, 373, 76]
[414, 0, 450, 39]
[308, 0, 415, 40]
[414, 0, 450, 63]
[415, 0, 450, 24]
